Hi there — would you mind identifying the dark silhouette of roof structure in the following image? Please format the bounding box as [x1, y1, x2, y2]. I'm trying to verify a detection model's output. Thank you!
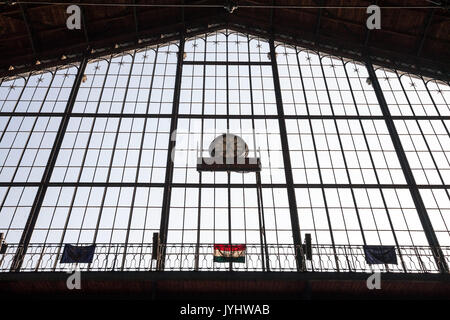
[0, 0, 449, 80]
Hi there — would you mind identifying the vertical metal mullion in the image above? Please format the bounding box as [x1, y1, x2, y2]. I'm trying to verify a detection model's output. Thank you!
[73, 86, 107, 245]
[158, 34, 185, 271]
[269, 40, 303, 271]
[395, 71, 450, 271]
[341, 59, 407, 272]
[422, 77, 450, 217]
[195, 34, 207, 271]
[0, 76, 30, 146]
[321, 59, 367, 246]
[255, 171, 269, 271]
[365, 59, 448, 273]
[108, 52, 136, 269]
[179, 40, 197, 269]
[226, 31, 232, 272]
[422, 79, 450, 167]
[101, 54, 136, 270]
[396, 72, 450, 233]
[67, 60, 112, 272]
[8, 71, 56, 186]
[0, 101, 40, 222]
[248, 36, 269, 272]
[295, 50, 337, 271]
[134, 47, 159, 271]
[396, 71, 449, 188]
[318, 56, 365, 272]
[10, 56, 88, 271]
[319, 55, 366, 270]
[91, 58, 124, 219]
[122, 49, 153, 271]
[91, 54, 135, 271]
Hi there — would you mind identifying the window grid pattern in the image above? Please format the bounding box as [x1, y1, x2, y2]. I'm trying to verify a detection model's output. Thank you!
[0, 116, 61, 183]
[375, 68, 450, 247]
[0, 66, 77, 114]
[0, 186, 38, 244]
[27, 43, 179, 255]
[275, 45, 430, 260]
[0, 29, 448, 273]
[184, 30, 270, 63]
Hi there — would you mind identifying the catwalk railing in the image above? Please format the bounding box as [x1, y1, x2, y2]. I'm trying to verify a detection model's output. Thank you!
[0, 243, 449, 273]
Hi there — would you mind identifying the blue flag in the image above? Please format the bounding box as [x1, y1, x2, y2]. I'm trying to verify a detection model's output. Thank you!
[363, 245, 397, 265]
[61, 244, 96, 264]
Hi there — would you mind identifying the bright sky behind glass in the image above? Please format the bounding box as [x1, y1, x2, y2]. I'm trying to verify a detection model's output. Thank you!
[0, 29, 449, 272]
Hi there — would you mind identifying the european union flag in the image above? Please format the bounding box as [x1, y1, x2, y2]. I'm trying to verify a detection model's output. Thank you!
[363, 245, 397, 265]
[61, 244, 96, 264]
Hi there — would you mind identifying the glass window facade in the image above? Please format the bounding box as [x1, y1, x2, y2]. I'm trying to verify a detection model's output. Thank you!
[0, 30, 448, 273]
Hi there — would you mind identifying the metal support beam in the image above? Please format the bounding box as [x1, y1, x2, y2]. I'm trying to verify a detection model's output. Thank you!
[194, 32, 207, 271]
[417, 8, 435, 57]
[341, 57, 407, 272]
[314, 0, 323, 45]
[256, 171, 270, 272]
[269, 39, 303, 271]
[2, 182, 450, 189]
[363, 0, 378, 52]
[365, 60, 449, 274]
[81, 6, 90, 45]
[4, 111, 450, 121]
[19, 3, 37, 57]
[10, 55, 88, 271]
[133, 0, 139, 37]
[270, 0, 274, 31]
[3, 19, 450, 84]
[311, 0, 358, 41]
[158, 34, 185, 271]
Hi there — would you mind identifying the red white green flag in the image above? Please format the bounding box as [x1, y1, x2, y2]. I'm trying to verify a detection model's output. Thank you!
[213, 244, 246, 263]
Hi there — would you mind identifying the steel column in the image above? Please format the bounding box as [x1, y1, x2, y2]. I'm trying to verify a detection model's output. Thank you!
[19, 3, 37, 57]
[194, 34, 207, 271]
[294, 50, 338, 271]
[340, 59, 407, 272]
[5, 112, 450, 121]
[158, 34, 185, 271]
[365, 59, 449, 273]
[10, 56, 88, 271]
[269, 39, 303, 271]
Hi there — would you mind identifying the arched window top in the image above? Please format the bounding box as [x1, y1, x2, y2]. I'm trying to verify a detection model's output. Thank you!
[184, 29, 270, 62]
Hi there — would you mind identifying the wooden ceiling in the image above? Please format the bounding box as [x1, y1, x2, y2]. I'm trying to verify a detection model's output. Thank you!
[0, 0, 449, 79]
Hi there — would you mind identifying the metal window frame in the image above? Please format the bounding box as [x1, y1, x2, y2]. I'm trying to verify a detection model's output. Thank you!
[1, 27, 448, 273]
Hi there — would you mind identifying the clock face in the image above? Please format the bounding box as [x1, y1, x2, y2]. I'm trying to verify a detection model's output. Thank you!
[209, 134, 249, 158]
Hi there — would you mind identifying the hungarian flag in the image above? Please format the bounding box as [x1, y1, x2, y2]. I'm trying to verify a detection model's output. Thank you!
[213, 244, 246, 263]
